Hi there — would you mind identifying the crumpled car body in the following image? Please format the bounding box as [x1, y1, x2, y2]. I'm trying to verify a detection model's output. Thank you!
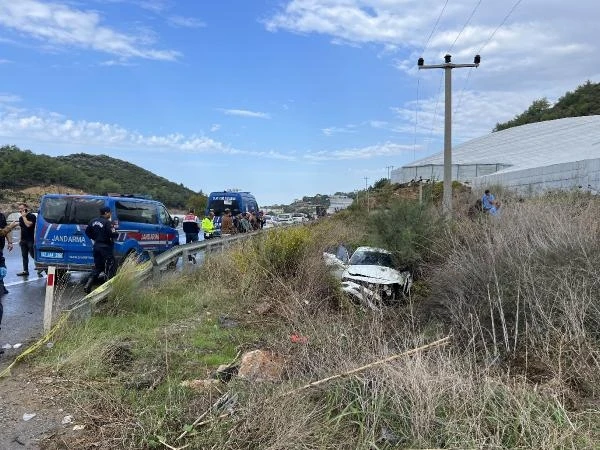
[324, 246, 412, 308]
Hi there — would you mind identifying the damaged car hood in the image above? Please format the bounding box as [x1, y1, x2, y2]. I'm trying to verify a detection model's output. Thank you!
[343, 265, 409, 284]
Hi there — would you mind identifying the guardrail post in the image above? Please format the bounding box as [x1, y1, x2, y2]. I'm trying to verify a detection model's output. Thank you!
[182, 248, 190, 267]
[148, 251, 160, 276]
[43, 266, 56, 332]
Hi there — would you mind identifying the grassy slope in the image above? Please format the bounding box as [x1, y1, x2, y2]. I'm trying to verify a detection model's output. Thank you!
[27, 195, 600, 449]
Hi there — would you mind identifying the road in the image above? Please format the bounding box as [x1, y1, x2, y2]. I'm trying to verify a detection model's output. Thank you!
[1, 229, 198, 365]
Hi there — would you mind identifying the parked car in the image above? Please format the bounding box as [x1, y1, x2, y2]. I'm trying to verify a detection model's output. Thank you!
[277, 213, 294, 225]
[324, 245, 412, 309]
[291, 212, 308, 223]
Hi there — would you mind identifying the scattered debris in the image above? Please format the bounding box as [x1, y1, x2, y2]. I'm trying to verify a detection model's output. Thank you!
[61, 415, 74, 425]
[290, 333, 308, 344]
[214, 364, 238, 382]
[22, 413, 36, 421]
[73, 424, 85, 431]
[13, 343, 23, 349]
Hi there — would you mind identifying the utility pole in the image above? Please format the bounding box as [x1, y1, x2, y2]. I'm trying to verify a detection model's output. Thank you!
[364, 177, 369, 213]
[418, 54, 480, 214]
[386, 165, 394, 180]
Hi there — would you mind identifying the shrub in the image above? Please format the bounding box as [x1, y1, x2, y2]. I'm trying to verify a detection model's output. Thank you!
[367, 200, 442, 273]
[431, 195, 600, 392]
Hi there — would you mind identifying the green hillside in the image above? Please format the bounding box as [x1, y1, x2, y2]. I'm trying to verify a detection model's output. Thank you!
[493, 80, 600, 131]
[0, 145, 197, 208]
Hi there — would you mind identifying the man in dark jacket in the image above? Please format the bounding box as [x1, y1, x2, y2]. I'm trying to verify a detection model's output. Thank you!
[84, 206, 119, 294]
[16, 203, 36, 277]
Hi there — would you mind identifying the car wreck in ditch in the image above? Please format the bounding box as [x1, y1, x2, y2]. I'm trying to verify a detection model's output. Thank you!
[324, 245, 412, 309]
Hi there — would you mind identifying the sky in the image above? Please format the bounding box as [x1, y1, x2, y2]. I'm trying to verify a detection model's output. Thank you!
[0, 0, 598, 205]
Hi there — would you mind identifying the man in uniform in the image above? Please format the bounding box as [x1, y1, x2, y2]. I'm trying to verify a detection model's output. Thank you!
[182, 208, 200, 263]
[84, 206, 119, 294]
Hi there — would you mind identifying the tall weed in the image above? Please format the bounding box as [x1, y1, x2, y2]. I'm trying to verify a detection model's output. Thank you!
[432, 194, 600, 391]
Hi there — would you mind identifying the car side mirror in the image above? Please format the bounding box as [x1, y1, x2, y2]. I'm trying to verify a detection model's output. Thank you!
[172, 216, 179, 228]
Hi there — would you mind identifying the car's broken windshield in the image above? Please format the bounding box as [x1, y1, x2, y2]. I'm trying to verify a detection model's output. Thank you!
[349, 250, 394, 268]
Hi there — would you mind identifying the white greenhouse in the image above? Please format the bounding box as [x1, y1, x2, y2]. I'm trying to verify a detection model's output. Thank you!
[391, 116, 600, 194]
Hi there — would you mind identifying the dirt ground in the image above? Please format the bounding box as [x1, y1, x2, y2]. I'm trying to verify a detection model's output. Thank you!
[0, 362, 78, 450]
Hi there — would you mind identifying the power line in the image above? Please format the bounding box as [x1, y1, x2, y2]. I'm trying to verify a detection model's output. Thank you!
[448, 0, 484, 53]
[413, 76, 420, 161]
[422, 0, 449, 54]
[478, 0, 525, 54]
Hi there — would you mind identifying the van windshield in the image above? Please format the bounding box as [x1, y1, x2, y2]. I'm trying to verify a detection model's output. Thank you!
[40, 198, 105, 225]
[207, 199, 240, 216]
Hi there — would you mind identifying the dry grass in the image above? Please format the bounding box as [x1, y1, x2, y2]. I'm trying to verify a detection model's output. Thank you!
[31, 199, 600, 449]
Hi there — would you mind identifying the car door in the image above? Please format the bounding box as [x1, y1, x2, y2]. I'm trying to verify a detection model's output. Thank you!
[157, 204, 179, 250]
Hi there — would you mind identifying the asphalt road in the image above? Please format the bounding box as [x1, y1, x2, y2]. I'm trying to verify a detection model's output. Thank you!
[1, 228, 198, 364]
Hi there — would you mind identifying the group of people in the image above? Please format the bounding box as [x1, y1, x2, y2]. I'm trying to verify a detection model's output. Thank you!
[0, 203, 38, 332]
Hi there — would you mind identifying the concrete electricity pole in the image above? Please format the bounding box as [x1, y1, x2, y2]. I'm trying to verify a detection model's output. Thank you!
[418, 54, 480, 214]
[364, 177, 369, 212]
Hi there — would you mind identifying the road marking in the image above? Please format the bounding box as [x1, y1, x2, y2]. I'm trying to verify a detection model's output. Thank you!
[4, 277, 46, 287]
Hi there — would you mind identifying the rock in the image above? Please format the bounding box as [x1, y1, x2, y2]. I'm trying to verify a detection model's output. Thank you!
[22, 413, 36, 421]
[238, 350, 284, 382]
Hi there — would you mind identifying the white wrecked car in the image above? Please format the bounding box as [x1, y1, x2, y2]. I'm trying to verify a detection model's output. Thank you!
[324, 246, 412, 308]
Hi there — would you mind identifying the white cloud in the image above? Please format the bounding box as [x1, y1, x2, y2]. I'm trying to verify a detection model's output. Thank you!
[0, 105, 301, 161]
[167, 15, 206, 28]
[0, 0, 180, 61]
[210, 124, 221, 132]
[304, 142, 413, 161]
[0, 93, 20, 103]
[220, 109, 271, 119]
[322, 124, 358, 136]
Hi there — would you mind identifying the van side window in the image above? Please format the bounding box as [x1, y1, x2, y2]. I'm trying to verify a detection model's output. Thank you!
[116, 201, 158, 224]
[40, 198, 69, 224]
[158, 206, 171, 225]
[72, 198, 105, 224]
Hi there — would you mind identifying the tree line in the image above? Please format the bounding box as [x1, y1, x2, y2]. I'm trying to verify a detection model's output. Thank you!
[0, 145, 204, 209]
[493, 80, 600, 131]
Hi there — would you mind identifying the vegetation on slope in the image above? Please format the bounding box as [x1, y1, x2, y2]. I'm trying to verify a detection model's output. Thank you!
[25, 191, 600, 449]
[494, 80, 600, 131]
[0, 145, 199, 208]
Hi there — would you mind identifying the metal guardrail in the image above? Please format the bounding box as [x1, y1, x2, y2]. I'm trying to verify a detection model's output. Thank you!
[63, 230, 262, 320]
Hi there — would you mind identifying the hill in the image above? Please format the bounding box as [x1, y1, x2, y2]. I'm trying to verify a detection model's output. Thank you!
[493, 80, 600, 131]
[0, 146, 197, 208]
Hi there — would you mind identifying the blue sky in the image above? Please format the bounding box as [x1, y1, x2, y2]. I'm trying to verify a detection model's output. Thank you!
[0, 0, 598, 205]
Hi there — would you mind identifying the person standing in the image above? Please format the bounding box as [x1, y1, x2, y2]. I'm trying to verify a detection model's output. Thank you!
[0, 210, 15, 294]
[16, 203, 36, 277]
[182, 208, 200, 263]
[221, 208, 236, 234]
[202, 211, 216, 239]
[84, 206, 119, 294]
